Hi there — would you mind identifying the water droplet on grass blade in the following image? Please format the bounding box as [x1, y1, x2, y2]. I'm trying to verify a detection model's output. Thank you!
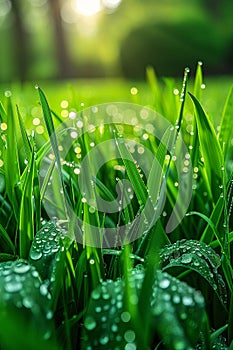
[124, 330, 136, 343]
[22, 296, 34, 309]
[121, 311, 131, 322]
[99, 335, 109, 345]
[14, 263, 31, 274]
[84, 316, 97, 330]
[181, 254, 192, 264]
[30, 250, 42, 260]
[4, 280, 23, 293]
[4, 90, 12, 97]
[159, 278, 170, 289]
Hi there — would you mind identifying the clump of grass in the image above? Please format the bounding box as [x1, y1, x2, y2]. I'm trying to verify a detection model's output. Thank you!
[0, 62, 232, 349]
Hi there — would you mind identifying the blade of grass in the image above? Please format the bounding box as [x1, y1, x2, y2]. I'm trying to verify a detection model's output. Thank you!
[0, 223, 15, 254]
[19, 150, 35, 258]
[3, 98, 20, 219]
[16, 105, 32, 161]
[37, 86, 68, 219]
[189, 92, 224, 203]
[218, 84, 233, 162]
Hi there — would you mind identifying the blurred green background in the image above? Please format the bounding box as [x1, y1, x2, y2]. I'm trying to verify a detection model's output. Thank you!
[0, 0, 233, 83]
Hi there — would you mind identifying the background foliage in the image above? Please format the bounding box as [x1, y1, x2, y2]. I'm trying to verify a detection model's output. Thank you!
[1, 0, 233, 82]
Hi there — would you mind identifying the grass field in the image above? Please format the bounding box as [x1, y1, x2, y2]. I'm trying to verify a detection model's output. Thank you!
[0, 64, 232, 349]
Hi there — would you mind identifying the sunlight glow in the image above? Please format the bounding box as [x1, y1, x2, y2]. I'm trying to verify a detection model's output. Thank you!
[103, 0, 122, 9]
[75, 0, 101, 16]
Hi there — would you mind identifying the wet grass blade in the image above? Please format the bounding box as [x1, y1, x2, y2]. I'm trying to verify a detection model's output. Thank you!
[115, 136, 148, 207]
[19, 151, 35, 258]
[0, 223, 15, 254]
[189, 92, 224, 202]
[16, 105, 32, 161]
[194, 61, 204, 102]
[37, 87, 63, 183]
[3, 98, 20, 218]
[218, 84, 233, 163]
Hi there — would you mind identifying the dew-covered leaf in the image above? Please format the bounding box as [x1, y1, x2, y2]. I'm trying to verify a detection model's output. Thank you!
[160, 239, 227, 305]
[82, 268, 205, 350]
[0, 259, 54, 340]
[29, 220, 70, 285]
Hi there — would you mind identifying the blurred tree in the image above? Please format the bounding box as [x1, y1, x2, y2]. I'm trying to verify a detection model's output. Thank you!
[202, 0, 221, 16]
[201, 0, 233, 18]
[11, 0, 29, 81]
[48, 0, 74, 78]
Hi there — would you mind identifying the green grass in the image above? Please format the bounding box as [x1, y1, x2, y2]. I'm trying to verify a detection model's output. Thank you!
[0, 64, 232, 349]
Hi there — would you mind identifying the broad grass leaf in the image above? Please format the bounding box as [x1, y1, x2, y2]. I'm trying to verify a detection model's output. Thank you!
[29, 220, 70, 284]
[160, 239, 227, 305]
[0, 310, 59, 350]
[0, 260, 54, 342]
[82, 268, 205, 350]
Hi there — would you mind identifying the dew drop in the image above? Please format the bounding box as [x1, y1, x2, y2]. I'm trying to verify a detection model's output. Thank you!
[84, 316, 97, 331]
[99, 335, 109, 345]
[92, 290, 101, 300]
[95, 306, 102, 313]
[125, 344, 137, 350]
[40, 284, 48, 296]
[4, 90, 12, 97]
[111, 324, 118, 332]
[124, 330, 136, 343]
[22, 296, 34, 309]
[46, 310, 53, 320]
[30, 250, 42, 261]
[181, 254, 192, 264]
[121, 311, 131, 323]
[5, 280, 23, 293]
[182, 296, 193, 306]
[14, 264, 31, 274]
[159, 278, 170, 289]
[173, 295, 181, 304]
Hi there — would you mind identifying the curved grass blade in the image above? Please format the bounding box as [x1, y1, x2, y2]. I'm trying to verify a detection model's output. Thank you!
[194, 61, 204, 102]
[16, 105, 32, 161]
[0, 101, 7, 123]
[218, 84, 233, 163]
[37, 87, 68, 218]
[189, 92, 224, 203]
[160, 239, 227, 306]
[199, 195, 224, 244]
[0, 223, 15, 254]
[2, 98, 20, 218]
[19, 150, 35, 258]
[115, 135, 148, 207]
[190, 62, 203, 171]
